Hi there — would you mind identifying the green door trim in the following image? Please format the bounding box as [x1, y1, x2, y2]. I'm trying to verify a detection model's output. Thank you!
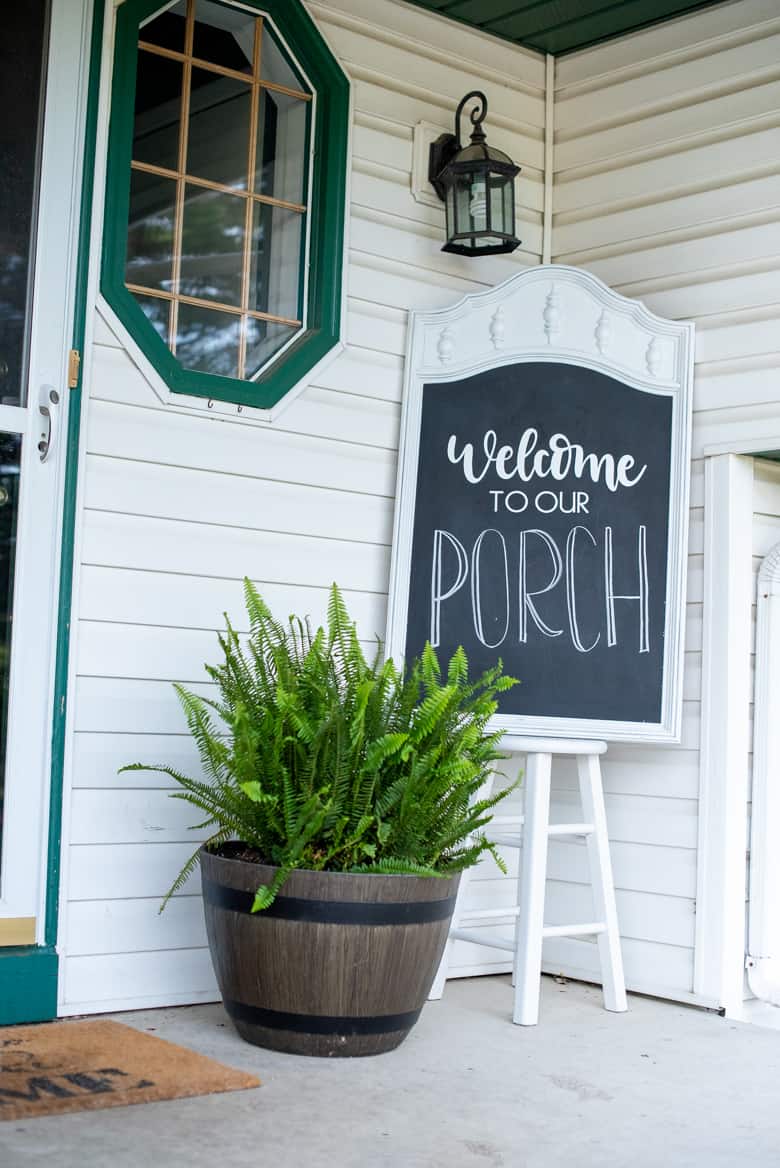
[101, 0, 349, 411]
[0, 0, 105, 1026]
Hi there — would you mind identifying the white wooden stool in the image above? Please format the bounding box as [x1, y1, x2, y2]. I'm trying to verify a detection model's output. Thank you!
[430, 735, 627, 1025]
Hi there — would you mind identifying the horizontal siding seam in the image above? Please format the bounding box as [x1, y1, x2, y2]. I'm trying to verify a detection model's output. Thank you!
[695, 353, 780, 377]
[353, 200, 544, 239]
[89, 398, 400, 462]
[68, 894, 201, 904]
[554, 61, 780, 142]
[350, 248, 490, 292]
[553, 837, 697, 854]
[65, 944, 208, 957]
[554, 16, 780, 102]
[348, 63, 543, 137]
[353, 108, 412, 140]
[554, 110, 780, 180]
[545, 877, 696, 903]
[74, 616, 381, 638]
[84, 452, 397, 503]
[78, 560, 390, 594]
[690, 302, 780, 329]
[608, 254, 780, 300]
[350, 244, 542, 277]
[80, 507, 392, 549]
[309, 0, 546, 88]
[555, 206, 780, 266]
[351, 156, 408, 187]
[73, 786, 195, 794]
[92, 373, 403, 411]
[553, 163, 780, 225]
[71, 730, 196, 738]
[347, 297, 407, 324]
[68, 841, 199, 853]
[352, 155, 541, 193]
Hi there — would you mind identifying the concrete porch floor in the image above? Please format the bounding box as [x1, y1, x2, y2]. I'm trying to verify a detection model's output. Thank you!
[3, 975, 780, 1167]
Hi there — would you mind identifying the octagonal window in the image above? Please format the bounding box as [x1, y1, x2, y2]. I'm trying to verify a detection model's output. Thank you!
[103, 0, 349, 410]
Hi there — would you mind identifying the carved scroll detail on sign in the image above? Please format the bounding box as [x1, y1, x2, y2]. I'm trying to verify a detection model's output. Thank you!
[646, 336, 662, 377]
[490, 306, 505, 350]
[543, 285, 560, 344]
[387, 264, 695, 744]
[437, 325, 455, 365]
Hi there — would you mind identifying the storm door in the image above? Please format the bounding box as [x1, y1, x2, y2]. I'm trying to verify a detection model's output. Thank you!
[0, 1, 85, 948]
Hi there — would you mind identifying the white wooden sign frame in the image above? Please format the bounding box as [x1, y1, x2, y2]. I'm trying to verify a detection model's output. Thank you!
[386, 265, 694, 744]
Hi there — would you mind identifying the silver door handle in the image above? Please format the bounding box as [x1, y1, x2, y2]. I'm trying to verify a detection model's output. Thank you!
[38, 384, 60, 462]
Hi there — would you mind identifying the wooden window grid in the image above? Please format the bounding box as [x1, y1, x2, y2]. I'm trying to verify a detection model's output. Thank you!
[128, 0, 312, 379]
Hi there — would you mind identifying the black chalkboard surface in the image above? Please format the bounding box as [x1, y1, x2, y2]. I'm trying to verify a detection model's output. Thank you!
[403, 362, 673, 725]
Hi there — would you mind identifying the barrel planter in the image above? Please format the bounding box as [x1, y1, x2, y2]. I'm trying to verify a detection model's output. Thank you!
[200, 845, 460, 1057]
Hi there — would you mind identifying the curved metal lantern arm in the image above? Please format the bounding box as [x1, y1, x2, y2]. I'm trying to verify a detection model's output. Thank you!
[454, 90, 487, 148]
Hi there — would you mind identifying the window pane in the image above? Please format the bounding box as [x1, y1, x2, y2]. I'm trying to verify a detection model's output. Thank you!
[188, 67, 251, 189]
[256, 88, 307, 206]
[126, 170, 176, 292]
[116, 1, 320, 391]
[249, 203, 303, 322]
[180, 184, 245, 306]
[140, 1, 186, 52]
[261, 23, 308, 94]
[193, 0, 255, 74]
[134, 293, 170, 344]
[176, 303, 239, 377]
[0, 0, 47, 407]
[133, 49, 182, 173]
[245, 318, 296, 378]
[0, 433, 22, 855]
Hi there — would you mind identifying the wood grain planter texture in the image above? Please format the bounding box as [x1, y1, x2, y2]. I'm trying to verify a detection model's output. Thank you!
[200, 846, 460, 1057]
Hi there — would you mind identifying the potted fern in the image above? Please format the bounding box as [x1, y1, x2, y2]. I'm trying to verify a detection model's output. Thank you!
[123, 580, 517, 1057]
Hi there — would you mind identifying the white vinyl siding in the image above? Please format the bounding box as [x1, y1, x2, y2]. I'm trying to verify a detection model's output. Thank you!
[58, 0, 780, 1014]
[543, 0, 780, 1000]
[58, 0, 545, 1015]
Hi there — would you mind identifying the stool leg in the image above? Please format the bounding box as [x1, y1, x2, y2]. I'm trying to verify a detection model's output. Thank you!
[429, 872, 467, 1000]
[577, 752, 627, 1013]
[513, 751, 552, 1025]
[429, 767, 498, 1000]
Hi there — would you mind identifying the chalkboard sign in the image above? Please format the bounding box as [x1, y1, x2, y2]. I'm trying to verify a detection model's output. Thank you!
[387, 267, 694, 743]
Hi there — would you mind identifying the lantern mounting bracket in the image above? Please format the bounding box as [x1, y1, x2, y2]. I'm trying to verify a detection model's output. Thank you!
[428, 90, 488, 202]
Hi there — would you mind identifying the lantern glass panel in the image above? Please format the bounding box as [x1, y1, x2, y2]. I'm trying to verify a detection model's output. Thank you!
[489, 173, 514, 237]
[467, 171, 488, 234]
[454, 176, 472, 239]
[445, 183, 456, 240]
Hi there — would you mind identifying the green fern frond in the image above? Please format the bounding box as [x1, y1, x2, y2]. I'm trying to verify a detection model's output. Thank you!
[121, 582, 519, 911]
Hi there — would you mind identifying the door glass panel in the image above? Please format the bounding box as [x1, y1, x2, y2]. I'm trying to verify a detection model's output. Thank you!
[0, 3, 48, 407]
[141, 1, 186, 52]
[0, 0, 48, 885]
[126, 169, 177, 293]
[0, 433, 22, 864]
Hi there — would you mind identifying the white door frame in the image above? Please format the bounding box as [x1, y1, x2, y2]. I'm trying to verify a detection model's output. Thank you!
[0, 0, 93, 942]
[696, 433, 780, 1015]
[746, 532, 780, 1006]
[694, 453, 754, 1015]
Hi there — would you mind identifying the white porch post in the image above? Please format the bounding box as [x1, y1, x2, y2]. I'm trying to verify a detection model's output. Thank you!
[694, 453, 754, 1015]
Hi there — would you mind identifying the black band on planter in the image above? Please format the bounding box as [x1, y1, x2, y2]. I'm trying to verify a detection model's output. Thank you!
[224, 998, 422, 1036]
[202, 877, 456, 925]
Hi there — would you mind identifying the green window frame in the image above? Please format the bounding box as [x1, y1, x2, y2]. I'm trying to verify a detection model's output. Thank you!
[102, 0, 349, 411]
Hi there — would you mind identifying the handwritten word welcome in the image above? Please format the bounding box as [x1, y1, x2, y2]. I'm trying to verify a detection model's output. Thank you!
[447, 429, 647, 492]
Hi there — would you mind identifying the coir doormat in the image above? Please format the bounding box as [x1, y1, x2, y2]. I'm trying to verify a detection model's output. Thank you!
[0, 1019, 260, 1120]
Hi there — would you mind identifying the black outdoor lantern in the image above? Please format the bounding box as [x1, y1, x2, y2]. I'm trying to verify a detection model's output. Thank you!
[429, 90, 521, 257]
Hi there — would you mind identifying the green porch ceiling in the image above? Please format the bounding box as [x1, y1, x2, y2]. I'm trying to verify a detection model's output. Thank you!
[407, 0, 723, 56]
